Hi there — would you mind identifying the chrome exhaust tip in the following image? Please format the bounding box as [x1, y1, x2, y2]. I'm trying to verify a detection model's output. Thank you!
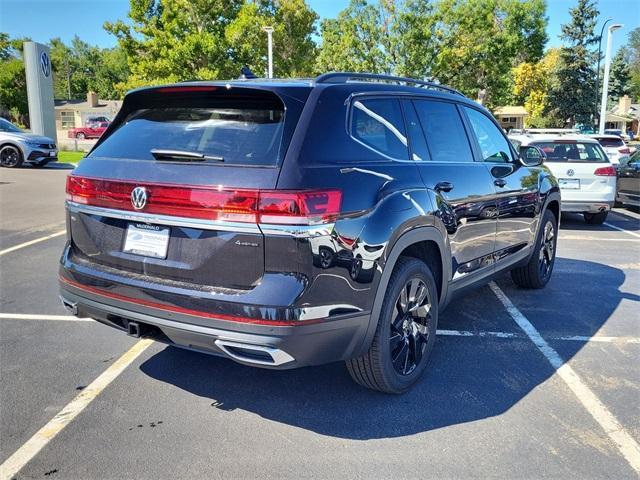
[214, 339, 294, 367]
[59, 295, 78, 316]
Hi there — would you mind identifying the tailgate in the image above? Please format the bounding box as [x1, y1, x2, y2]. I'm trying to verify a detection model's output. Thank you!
[65, 85, 307, 290]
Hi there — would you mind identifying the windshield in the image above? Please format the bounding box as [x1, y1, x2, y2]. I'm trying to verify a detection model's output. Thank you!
[89, 104, 285, 166]
[0, 118, 22, 133]
[533, 141, 608, 163]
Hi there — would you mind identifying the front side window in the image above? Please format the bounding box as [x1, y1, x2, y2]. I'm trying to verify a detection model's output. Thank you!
[464, 107, 513, 163]
[412, 100, 474, 163]
[350, 98, 409, 160]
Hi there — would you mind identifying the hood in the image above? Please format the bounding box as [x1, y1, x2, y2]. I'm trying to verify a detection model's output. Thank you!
[0, 131, 56, 144]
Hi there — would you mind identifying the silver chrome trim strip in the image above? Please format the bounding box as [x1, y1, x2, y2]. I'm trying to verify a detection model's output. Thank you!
[66, 201, 261, 234]
[67, 202, 336, 238]
[258, 223, 334, 238]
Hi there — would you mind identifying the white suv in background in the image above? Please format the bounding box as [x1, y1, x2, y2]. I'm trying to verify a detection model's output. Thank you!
[509, 130, 616, 224]
[589, 134, 631, 165]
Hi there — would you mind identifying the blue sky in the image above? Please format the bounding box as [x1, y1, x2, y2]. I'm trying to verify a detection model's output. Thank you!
[2, 0, 638, 54]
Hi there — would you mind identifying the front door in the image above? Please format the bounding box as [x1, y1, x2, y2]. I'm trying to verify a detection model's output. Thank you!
[462, 106, 539, 264]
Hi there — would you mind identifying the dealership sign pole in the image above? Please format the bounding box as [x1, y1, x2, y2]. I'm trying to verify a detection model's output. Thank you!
[23, 42, 57, 142]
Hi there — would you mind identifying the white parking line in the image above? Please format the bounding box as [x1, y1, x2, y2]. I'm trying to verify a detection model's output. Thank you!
[559, 235, 639, 242]
[604, 222, 640, 239]
[0, 230, 66, 256]
[489, 282, 640, 475]
[0, 339, 153, 480]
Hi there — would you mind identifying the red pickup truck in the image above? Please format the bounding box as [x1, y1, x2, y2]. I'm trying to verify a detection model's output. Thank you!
[67, 121, 109, 139]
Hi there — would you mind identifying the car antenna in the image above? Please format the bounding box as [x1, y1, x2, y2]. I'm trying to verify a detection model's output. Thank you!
[240, 66, 257, 79]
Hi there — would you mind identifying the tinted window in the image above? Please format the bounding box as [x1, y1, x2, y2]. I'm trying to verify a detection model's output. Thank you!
[532, 142, 607, 163]
[595, 137, 625, 148]
[0, 118, 21, 133]
[351, 98, 409, 160]
[464, 107, 513, 163]
[90, 104, 285, 166]
[402, 100, 430, 161]
[413, 100, 474, 163]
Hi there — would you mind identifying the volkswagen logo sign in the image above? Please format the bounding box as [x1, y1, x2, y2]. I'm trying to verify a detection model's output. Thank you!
[131, 187, 148, 210]
[40, 51, 51, 78]
[566, 169, 575, 177]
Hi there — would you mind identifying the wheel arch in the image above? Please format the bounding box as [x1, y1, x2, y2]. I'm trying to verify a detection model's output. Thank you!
[354, 226, 451, 358]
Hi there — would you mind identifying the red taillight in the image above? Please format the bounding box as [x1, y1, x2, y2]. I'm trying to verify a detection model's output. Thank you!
[258, 190, 342, 224]
[594, 166, 617, 176]
[155, 86, 218, 93]
[618, 147, 630, 154]
[66, 176, 342, 225]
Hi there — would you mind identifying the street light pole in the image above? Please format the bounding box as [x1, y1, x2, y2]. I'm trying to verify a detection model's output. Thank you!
[598, 23, 623, 134]
[262, 26, 274, 79]
[595, 18, 612, 124]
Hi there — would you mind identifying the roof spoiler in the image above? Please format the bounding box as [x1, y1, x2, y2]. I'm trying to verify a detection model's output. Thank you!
[510, 128, 580, 135]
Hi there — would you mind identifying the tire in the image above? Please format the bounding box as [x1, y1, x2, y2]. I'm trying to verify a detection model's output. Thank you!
[76, 132, 86, 139]
[346, 257, 438, 394]
[0, 145, 23, 168]
[511, 209, 557, 289]
[584, 211, 608, 224]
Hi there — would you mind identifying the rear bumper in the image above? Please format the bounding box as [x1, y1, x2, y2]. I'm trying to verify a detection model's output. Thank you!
[59, 280, 371, 370]
[561, 200, 613, 213]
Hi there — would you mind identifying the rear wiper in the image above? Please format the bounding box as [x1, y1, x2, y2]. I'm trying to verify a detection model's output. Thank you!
[150, 149, 224, 162]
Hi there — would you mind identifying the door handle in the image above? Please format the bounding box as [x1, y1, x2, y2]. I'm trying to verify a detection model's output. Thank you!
[435, 181, 454, 193]
[494, 178, 507, 188]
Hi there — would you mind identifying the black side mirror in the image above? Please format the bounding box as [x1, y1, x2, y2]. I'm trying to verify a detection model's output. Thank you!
[519, 145, 546, 167]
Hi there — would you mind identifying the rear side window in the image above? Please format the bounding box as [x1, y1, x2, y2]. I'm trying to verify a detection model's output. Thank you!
[464, 107, 513, 163]
[533, 142, 607, 162]
[596, 137, 624, 148]
[350, 98, 409, 160]
[89, 100, 285, 166]
[412, 100, 474, 163]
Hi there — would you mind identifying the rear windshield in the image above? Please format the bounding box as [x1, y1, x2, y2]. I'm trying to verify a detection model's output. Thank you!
[594, 137, 624, 148]
[89, 103, 285, 166]
[533, 141, 607, 163]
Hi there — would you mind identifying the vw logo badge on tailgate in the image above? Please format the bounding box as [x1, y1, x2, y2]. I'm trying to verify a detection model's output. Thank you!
[131, 187, 148, 210]
[567, 169, 575, 177]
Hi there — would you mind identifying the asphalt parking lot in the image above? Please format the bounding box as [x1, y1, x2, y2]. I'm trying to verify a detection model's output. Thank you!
[1, 164, 639, 479]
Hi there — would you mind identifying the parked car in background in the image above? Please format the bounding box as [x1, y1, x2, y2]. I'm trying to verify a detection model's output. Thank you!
[604, 129, 631, 142]
[589, 134, 631, 165]
[67, 121, 110, 139]
[616, 150, 640, 208]
[510, 130, 615, 224]
[0, 117, 57, 168]
[59, 72, 560, 394]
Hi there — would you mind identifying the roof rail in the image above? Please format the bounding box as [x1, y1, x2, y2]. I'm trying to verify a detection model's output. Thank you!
[315, 72, 465, 97]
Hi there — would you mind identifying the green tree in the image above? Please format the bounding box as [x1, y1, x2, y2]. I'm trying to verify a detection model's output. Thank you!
[315, 0, 391, 74]
[609, 48, 631, 100]
[225, 0, 318, 77]
[49, 36, 129, 100]
[0, 33, 30, 125]
[548, 0, 599, 125]
[315, 0, 547, 107]
[622, 27, 640, 100]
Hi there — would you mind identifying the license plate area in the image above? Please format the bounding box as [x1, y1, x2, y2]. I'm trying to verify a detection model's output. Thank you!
[559, 178, 580, 190]
[123, 223, 170, 259]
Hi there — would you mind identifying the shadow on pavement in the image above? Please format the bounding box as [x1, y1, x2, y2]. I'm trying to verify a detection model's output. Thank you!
[560, 212, 640, 232]
[140, 258, 630, 439]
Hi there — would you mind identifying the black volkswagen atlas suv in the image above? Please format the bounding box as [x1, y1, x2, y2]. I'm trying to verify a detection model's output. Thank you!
[59, 73, 560, 393]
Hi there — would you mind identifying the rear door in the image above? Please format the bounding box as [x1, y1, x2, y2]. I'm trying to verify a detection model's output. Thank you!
[405, 98, 498, 281]
[67, 85, 307, 290]
[618, 152, 640, 205]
